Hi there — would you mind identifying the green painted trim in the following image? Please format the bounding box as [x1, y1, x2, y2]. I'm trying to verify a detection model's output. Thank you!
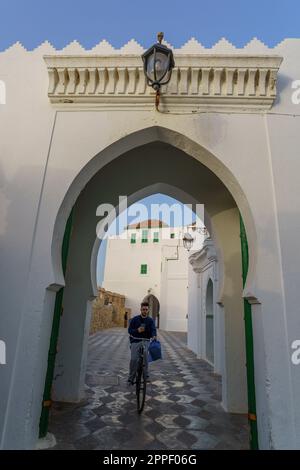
[140, 264, 148, 274]
[141, 229, 148, 243]
[39, 209, 74, 438]
[153, 231, 159, 243]
[240, 214, 259, 450]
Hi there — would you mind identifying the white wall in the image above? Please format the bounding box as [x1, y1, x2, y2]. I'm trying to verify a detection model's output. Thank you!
[161, 246, 188, 331]
[1, 39, 300, 449]
[102, 226, 198, 330]
[102, 237, 162, 315]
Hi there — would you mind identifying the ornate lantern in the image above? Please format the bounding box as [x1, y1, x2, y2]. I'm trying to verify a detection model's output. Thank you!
[182, 233, 194, 252]
[142, 32, 175, 92]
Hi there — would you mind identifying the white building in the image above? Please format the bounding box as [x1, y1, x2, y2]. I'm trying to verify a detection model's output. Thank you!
[188, 238, 221, 370]
[1, 37, 300, 449]
[102, 219, 205, 331]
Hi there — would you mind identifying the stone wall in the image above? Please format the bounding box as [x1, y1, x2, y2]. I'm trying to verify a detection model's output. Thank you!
[90, 287, 131, 334]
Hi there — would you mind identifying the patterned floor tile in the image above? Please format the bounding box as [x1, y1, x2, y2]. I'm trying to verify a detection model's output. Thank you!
[48, 328, 249, 450]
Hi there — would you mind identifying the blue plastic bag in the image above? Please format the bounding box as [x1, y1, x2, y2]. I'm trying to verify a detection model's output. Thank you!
[148, 340, 162, 362]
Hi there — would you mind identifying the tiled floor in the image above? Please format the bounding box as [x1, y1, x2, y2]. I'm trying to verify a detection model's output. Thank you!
[49, 328, 249, 450]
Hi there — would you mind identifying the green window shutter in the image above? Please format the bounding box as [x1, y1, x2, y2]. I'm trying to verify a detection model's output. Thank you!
[153, 231, 159, 242]
[130, 233, 136, 244]
[141, 229, 148, 243]
[140, 264, 147, 274]
[170, 233, 175, 239]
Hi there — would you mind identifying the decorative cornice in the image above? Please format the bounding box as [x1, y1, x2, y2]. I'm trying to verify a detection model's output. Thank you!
[44, 53, 282, 111]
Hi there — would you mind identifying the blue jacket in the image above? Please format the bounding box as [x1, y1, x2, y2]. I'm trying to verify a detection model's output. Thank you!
[128, 315, 157, 343]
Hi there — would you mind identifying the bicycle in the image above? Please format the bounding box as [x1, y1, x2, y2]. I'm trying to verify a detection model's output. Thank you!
[130, 337, 150, 414]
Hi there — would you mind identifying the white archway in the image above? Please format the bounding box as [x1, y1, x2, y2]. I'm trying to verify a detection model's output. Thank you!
[7, 125, 287, 451]
[48, 135, 251, 421]
[51, 127, 258, 301]
[143, 293, 160, 328]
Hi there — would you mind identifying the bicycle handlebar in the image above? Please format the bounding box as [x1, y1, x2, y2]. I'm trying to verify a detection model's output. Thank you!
[129, 336, 151, 341]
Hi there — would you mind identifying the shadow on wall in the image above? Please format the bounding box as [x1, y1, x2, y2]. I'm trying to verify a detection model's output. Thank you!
[274, 73, 293, 106]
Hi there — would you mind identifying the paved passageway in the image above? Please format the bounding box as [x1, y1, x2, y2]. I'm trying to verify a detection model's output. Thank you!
[49, 328, 249, 449]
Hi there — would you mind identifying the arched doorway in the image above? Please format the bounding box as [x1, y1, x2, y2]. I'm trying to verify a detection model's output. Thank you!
[41, 132, 256, 446]
[143, 293, 160, 328]
[8, 126, 266, 450]
[205, 278, 214, 364]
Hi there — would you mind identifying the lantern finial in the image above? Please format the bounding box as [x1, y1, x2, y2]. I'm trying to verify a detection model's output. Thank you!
[157, 32, 164, 44]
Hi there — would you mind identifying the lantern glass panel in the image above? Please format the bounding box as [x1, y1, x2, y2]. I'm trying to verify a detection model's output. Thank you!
[183, 233, 194, 251]
[147, 51, 169, 82]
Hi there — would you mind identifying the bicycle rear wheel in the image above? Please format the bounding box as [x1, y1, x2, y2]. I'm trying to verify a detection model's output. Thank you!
[136, 363, 146, 413]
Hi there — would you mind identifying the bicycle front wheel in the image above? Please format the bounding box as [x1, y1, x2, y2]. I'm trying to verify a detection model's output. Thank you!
[136, 364, 146, 413]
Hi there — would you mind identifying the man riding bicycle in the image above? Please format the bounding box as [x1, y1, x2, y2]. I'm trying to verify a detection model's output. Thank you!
[127, 301, 157, 385]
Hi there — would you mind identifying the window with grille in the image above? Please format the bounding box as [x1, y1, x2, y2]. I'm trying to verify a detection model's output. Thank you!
[153, 231, 159, 242]
[140, 264, 148, 274]
[141, 229, 148, 243]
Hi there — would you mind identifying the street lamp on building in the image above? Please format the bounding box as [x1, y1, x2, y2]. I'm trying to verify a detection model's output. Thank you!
[182, 224, 208, 251]
[188, 225, 208, 236]
[142, 32, 175, 110]
[182, 233, 194, 252]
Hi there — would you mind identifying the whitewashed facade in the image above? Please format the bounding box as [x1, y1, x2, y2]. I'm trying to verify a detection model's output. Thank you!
[188, 239, 223, 370]
[0, 37, 300, 449]
[102, 221, 204, 331]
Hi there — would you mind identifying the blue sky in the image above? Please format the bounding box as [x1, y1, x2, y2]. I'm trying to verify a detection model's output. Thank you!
[101, 194, 199, 237]
[0, 0, 299, 50]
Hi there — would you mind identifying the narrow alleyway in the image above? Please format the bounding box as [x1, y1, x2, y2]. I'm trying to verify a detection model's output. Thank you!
[49, 328, 249, 450]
